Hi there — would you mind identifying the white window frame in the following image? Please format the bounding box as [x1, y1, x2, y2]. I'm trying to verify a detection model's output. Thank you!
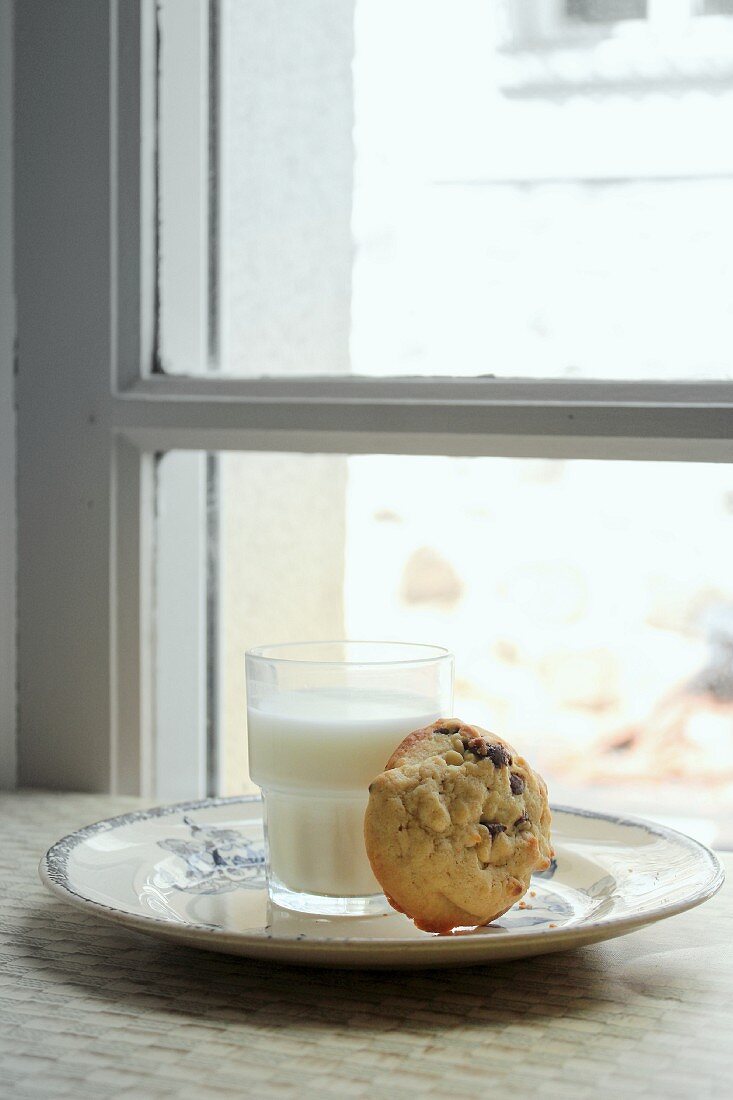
[14, 1, 733, 796]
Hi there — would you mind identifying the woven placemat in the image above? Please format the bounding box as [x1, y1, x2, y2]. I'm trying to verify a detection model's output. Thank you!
[1, 791, 731, 1098]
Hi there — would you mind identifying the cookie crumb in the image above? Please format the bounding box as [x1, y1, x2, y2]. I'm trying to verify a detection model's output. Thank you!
[529, 890, 536, 897]
[548, 922, 557, 929]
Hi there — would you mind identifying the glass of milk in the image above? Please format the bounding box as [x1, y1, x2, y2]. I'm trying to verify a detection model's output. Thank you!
[245, 641, 454, 916]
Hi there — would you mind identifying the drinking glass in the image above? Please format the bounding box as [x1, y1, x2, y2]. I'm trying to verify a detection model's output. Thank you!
[245, 641, 454, 916]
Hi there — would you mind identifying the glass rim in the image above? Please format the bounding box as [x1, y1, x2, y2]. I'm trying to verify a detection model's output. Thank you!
[245, 640, 453, 669]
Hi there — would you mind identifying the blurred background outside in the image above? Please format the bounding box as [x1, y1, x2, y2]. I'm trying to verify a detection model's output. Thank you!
[165, 0, 733, 845]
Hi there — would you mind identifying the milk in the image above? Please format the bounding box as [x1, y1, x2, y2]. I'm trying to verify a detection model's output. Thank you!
[248, 689, 440, 897]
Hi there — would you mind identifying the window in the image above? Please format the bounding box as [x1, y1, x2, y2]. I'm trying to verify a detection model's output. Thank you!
[209, 452, 733, 846]
[500, 0, 733, 95]
[566, 0, 646, 23]
[158, 0, 733, 380]
[702, 1, 733, 15]
[14, 3, 733, 846]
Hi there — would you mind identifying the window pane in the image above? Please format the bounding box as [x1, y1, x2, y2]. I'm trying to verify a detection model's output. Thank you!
[566, 0, 646, 23]
[195, 0, 733, 379]
[702, 1, 733, 16]
[214, 452, 733, 847]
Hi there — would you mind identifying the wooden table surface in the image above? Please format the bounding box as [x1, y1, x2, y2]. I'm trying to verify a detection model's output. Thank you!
[1, 791, 731, 1099]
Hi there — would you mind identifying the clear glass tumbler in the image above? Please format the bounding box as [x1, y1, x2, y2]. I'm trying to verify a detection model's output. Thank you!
[245, 641, 454, 916]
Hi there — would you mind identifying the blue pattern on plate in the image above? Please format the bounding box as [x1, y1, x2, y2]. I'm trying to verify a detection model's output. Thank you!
[155, 815, 266, 894]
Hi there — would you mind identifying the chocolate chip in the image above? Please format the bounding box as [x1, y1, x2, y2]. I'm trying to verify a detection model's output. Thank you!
[514, 812, 531, 831]
[433, 726, 453, 736]
[481, 821, 506, 837]
[467, 736, 489, 757]
[485, 742, 511, 768]
[509, 773, 525, 795]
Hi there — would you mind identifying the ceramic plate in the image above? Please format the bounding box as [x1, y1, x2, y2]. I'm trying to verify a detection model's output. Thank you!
[40, 797, 724, 968]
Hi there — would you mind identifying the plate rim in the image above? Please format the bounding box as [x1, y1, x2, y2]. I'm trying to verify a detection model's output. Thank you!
[39, 795, 725, 956]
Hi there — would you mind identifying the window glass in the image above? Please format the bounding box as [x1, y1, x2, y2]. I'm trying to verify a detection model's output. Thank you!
[170, 0, 733, 379]
[566, 0, 646, 22]
[214, 451, 733, 847]
[702, 1, 733, 16]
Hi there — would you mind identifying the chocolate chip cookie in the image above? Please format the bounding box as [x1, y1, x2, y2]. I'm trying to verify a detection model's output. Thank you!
[364, 719, 553, 933]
